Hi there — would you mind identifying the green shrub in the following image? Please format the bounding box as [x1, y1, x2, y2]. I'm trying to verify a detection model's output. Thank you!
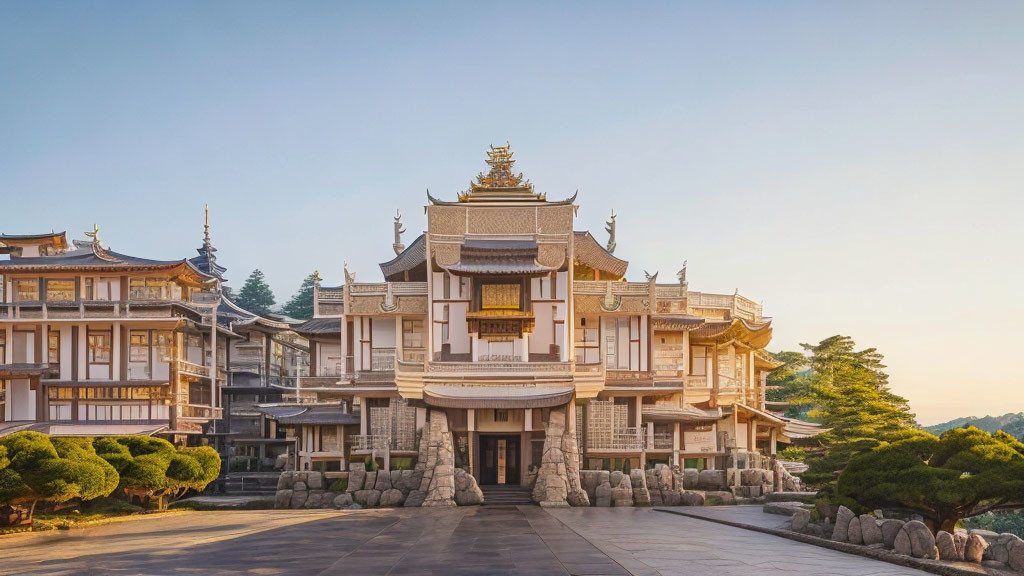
[363, 455, 380, 472]
[778, 447, 807, 462]
[390, 457, 414, 471]
[330, 478, 348, 493]
[93, 437, 220, 509]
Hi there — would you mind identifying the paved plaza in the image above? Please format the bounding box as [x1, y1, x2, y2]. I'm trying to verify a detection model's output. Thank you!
[0, 506, 932, 576]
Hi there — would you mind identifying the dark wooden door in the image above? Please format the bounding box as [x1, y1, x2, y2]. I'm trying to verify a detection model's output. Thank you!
[479, 435, 520, 485]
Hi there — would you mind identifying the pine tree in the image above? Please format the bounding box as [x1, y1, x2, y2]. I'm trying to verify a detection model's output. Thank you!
[282, 272, 318, 320]
[799, 335, 918, 487]
[765, 350, 811, 418]
[235, 269, 276, 316]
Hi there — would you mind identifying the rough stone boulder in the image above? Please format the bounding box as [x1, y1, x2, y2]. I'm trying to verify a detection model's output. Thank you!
[902, 521, 937, 559]
[880, 519, 905, 549]
[333, 493, 353, 508]
[630, 469, 651, 507]
[697, 469, 727, 491]
[275, 489, 293, 509]
[307, 472, 324, 491]
[860, 515, 883, 546]
[611, 474, 634, 507]
[791, 509, 811, 532]
[936, 531, 963, 561]
[363, 472, 377, 493]
[454, 468, 484, 506]
[680, 492, 705, 506]
[354, 489, 381, 508]
[964, 533, 988, 563]
[594, 481, 612, 507]
[894, 526, 913, 556]
[374, 470, 392, 492]
[277, 471, 294, 491]
[847, 515, 863, 545]
[1009, 537, 1024, 572]
[347, 467, 365, 493]
[833, 506, 856, 542]
[380, 488, 405, 507]
[763, 502, 806, 516]
[682, 468, 699, 490]
[404, 490, 426, 507]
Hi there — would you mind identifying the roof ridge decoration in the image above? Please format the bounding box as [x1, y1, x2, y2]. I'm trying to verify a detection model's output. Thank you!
[392, 210, 406, 256]
[605, 211, 617, 254]
[85, 224, 120, 262]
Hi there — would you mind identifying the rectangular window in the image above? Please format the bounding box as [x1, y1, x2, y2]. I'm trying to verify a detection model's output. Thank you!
[84, 278, 95, 300]
[128, 330, 150, 380]
[47, 330, 61, 378]
[690, 346, 708, 376]
[402, 319, 424, 349]
[129, 278, 180, 300]
[0, 331, 5, 364]
[493, 409, 510, 422]
[154, 331, 172, 362]
[13, 278, 39, 302]
[443, 273, 451, 299]
[45, 279, 76, 302]
[87, 331, 112, 363]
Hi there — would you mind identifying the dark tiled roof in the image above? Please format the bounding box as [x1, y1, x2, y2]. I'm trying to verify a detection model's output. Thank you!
[380, 234, 426, 279]
[0, 243, 212, 278]
[293, 317, 342, 336]
[448, 239, 557, 277]
[258, 405, 359, 426]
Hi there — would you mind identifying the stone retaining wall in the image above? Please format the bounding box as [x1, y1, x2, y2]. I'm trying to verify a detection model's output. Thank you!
[801, 505, 1024, 573]
[273, 410, 483, 509]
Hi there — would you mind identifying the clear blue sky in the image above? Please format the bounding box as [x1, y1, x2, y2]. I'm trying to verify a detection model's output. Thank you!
[2, 1, 1022, 424]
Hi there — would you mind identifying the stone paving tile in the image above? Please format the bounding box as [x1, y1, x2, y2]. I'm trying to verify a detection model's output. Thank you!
[546, 507, 932, 576]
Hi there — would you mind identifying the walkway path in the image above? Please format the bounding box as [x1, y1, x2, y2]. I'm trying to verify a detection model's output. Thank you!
[1, 506, 933, 576]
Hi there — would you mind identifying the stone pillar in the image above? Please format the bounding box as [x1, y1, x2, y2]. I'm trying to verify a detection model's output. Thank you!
[532, 406, 589, 507]
[418, 409, 457, 507]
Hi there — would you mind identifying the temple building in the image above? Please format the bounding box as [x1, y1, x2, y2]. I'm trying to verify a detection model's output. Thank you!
[0, 213, 311, 491]
[265, 144, 812, 502]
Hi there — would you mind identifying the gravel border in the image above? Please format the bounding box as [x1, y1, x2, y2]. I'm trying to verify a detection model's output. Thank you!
[655, 508, 999, 576]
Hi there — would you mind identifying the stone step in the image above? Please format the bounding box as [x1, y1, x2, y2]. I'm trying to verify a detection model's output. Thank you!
[481, 485, 534, 505]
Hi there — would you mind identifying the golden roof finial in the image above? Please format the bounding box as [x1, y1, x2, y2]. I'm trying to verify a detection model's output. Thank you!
[84, 223, 101, 244]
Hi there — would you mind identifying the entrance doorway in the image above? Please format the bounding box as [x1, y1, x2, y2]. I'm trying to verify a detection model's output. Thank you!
[479, 434, 520, 485]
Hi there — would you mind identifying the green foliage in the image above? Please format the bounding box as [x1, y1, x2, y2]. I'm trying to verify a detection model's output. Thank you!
[282, 271, 318, 320]
[765, 350, 811, 418]
[0, 432, 118, 522]
[837, 426, 1024, 534]
[965, 510, 1024, 539]
[93, 437, 221, 508]
[390, 457, 414, 471]
[330, 478, 349, 493]
[235, 269, 276, 316]
[363, 455, 380, 472]
[621, 459, 631, 474]
[796, 335, 917, 486]
[777, 446, 807, 462]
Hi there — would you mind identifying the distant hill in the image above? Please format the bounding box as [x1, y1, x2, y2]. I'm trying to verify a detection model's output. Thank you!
[925, 412, 1024, 439]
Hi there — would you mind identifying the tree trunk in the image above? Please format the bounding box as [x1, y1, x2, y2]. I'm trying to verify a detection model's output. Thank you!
[28, 500, 38, 525]
[923, 515, 959, 535]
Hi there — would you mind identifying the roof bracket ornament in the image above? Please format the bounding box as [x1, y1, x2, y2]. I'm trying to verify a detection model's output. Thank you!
[392, 209, 406, 256]
[379, 282, 398, 313]
[600, 281, 622, 312]
[343, 261, 356, 285]
[678, 261, 688, 285]
[605, 211, 616, 254]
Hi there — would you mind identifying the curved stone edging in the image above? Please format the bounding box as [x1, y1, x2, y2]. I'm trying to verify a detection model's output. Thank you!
[654, 508, 988, 576]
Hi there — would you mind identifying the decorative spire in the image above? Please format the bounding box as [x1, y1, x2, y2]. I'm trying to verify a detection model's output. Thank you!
[313, 270, 322, 287]
[677, 261, 688, 285]
[392, 209, 406, 255]
[189, 204, 227, 280]
[605, 211, 617, 254]
[343, 261, 356, 284]
[203, 204, 211, 247]
[457, 142, 544, 202]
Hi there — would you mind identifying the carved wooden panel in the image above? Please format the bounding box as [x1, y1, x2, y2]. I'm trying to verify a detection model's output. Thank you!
[467, 207, 534, 235]
[428, 206, 467, 236]
[538, 205, 573, 234]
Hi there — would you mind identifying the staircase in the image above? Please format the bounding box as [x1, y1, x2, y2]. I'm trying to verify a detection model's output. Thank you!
[481, 485, 535, 506]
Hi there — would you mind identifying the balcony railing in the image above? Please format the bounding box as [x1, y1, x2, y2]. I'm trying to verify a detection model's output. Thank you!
[371, 348, 395, 372]
[686, 376, 710, 389]
[175, 359, 211, 379]
[586, 426, 645, 452]
[426, 360, 571, 374]
[0, 300, 193, 320]
[573, 281, 652, 296]
[175, 404, 223, 420]
[351, 434, 417, 453]
[650, 432, 674, 451]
